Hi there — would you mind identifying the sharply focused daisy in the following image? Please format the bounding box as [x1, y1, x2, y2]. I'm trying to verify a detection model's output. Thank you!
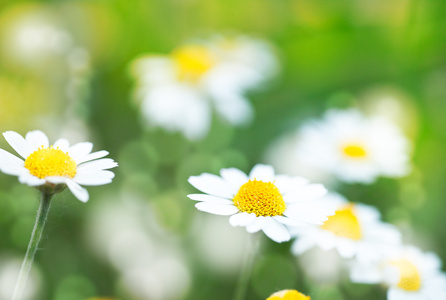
[294, 109, 411, 184]
[266, 289, 311, 300]
[291, 193, 401, 262]
[350, 245, 446, 300]
[130, 34, 278, 140]
[188, 164, 334, 243]
[0, 130, 117, 202]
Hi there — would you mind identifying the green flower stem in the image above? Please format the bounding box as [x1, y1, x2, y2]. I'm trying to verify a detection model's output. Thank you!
[233, 235, 260, 300]
[11, 192, 53, 300]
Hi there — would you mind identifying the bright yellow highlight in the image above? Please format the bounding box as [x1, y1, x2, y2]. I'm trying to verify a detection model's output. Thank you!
[172, 45, 216, 82]
[233, 179, 286, 217]
[342, 144, 367, 158]
[320, 205, 362, 240]
[24, 146, 77, 179]
[390, 259, 421, 291]
[267, 289, 311, 300]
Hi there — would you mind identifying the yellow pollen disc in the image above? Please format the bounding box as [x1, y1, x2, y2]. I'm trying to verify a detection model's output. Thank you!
[342, 144, 367, 158]
[267, 289, 311, 300]
[172, 45, 216, 83]
[233, 179, 286, 217]
[320, 205, 362, 240]
[390, 259, 421, 291]
[24, 146, 77, 179]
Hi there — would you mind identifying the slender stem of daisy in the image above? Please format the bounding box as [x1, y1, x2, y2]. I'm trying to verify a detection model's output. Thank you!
[233, 235, 259, 300]
[11, 192, 53, 300]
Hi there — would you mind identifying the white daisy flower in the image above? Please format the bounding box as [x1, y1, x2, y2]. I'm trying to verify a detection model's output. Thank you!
[187, 164, 334, 243]
[0, 130, 117, 202]
[294, 108, 411, 184]
[291, 193, 401, 263]
[350, 245, 446, 300]
[1, 7, 74, 70]
[266, 289, 311, 300]
[130, 35, 278, 140]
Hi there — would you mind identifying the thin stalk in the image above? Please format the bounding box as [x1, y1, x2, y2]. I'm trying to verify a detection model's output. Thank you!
[11, 192, 53, 300]
[233, 234, 260, 300]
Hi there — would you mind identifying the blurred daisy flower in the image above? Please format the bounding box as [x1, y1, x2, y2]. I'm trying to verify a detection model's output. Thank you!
[130, 34, 278, 140]
[350, 245, 446, 300]
[290, 193, 401, 262]
[3, 14, 73, 67]
[188, 164, 334, 243]
[266, 289, 311, 300]
[0, 130, 117, 202]
[294, 109, 411, 184]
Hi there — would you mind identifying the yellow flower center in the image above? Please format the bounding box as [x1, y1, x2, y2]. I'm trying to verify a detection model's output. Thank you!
[24, 146, 77, 179]
[389, 259, 421, 291]
[267, 289, 311, 300]
[342, 144, 367, 158]
[172, 45, 216, 83]
[233, 179, 286, 217]
[320, 205, 362, 240]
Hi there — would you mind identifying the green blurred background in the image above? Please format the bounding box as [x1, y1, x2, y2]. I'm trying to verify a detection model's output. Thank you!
[0, 0, 446, 299]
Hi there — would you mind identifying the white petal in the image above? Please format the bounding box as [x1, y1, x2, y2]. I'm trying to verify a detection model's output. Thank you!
[291, 237, 317, 255]
[0, 149, 25, 175]
[18, 174, 45, 186]
[246, 216, 267, 233]
[349, 262, 382, 284]
[337, 241, 357, 258]
[195, 202, 239, 215]
[66, 180, 89, 202]
[3, 131, 33, 159]
[272, 215, 307, 227]
[0, 165, 28, 176]
[229, 212, 257, 227]
[141, 84, 211, 141]
[188, 173, 234, 198]
[76, 150, 109, 165]
[46, 177, 69, 184]
[53, 138, 70, 151]
[261, 218, 290, 243]
[25, 130, 49, 150]
[187, 194, 233, 205]
[72, 171, 114, 186]
[274, 175, 308, 195]
[220, 168, 248, 194]
[179, 95, 212, 141]
[284, 184, 327, 203]
[68, 142, 93, 163]
[285, 199, 336, 225]
[212, 93, 254, 126]
[77, 158, 118, 171]
[249, 164, 275, 182]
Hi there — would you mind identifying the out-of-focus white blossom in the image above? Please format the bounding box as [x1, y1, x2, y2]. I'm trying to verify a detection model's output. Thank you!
[350, 245, 446, 300]
[291, 193, 401, 263]
[130, 35, 279, 140]
[292, 109, 411, 184]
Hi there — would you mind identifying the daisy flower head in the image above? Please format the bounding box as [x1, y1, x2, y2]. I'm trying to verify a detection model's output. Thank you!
[187, 164, 335, 243]
[130, 34, 278, 140]
[4, 14, 73, 68]
[350, 245, 446, 300]
[295, 108, 411, 184]
[291, 193, 401, 262]
[0, 130, 117, 202]
[266, 289, 310, 300]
